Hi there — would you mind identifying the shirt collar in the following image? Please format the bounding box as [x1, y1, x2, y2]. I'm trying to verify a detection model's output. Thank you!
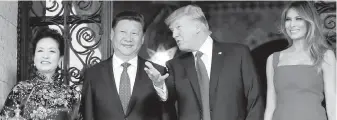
[193, 36, 213, 57]
[113, 54, 138, 69]
[33, 71, 59, 83]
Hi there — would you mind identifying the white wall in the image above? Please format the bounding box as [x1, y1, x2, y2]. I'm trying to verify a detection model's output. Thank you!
[0, 1, 18, 109]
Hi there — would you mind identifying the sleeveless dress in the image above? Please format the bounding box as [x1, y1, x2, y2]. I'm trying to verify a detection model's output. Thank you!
[272, 52, 327, 120]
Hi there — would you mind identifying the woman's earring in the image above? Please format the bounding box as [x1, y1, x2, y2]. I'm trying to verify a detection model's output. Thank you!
[57, 68, 62, 74]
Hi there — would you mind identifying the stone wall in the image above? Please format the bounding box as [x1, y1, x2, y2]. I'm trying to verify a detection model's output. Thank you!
[0, 1, 18, 109]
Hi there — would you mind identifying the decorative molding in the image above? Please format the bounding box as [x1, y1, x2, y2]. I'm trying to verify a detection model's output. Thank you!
[17, 1, 21, 82]
[17, 1, 32, 82]
[315, 1, 336, 50]
[100, 1, 113, 60]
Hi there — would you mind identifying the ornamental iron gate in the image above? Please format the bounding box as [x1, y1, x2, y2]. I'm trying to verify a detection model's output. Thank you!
[17, 1, 113, 88]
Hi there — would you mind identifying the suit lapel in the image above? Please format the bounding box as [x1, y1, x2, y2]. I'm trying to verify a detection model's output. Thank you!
[181, 53, 202, 109]
[209, 41, 225, 109]
[101, 57, 125, 114]
[125, 57, 144, 116]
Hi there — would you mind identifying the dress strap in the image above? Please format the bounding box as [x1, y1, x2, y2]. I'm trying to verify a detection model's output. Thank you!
[272, 52, 280, 68]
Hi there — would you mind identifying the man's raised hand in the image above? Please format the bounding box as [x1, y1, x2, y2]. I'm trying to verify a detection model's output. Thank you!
[144, 61, 169, 87]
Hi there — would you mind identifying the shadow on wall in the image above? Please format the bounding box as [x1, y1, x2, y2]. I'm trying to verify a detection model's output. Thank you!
[251, 39, 288, 104]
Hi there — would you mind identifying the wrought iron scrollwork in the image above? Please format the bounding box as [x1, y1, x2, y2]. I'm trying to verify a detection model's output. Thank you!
[66, 1, 103, 84]
[45, 1, 61, 13]
[68, 67, 82, 84]
[87, 56, 101, 66]
[68, 23, 102, 69]
[19, 1, 104, 86]
[76, 1, 93, 11]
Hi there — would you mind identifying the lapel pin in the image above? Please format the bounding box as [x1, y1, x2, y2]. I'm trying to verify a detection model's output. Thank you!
[218, 52, 222, 55]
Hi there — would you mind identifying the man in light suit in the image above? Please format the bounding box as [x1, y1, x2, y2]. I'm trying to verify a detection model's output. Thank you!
[145, 4, 264, 120]
[81, 11, 175, 120]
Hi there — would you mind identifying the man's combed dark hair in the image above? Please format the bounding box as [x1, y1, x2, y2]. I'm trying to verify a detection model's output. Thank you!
[31, 27, 65, 56]
[111, 11, 146, 32]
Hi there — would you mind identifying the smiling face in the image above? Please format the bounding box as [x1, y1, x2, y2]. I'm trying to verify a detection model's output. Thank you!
[285, 8, 308, 41]
[169, 16, 199, 52]
[34, 37, 61, 74]
[111, 20, 144, 60]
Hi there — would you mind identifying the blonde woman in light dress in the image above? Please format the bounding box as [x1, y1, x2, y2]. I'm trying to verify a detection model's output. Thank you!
[264, 1, 336, 120]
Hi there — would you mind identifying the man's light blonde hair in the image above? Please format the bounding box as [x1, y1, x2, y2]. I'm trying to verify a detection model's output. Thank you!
[165, 4, 209, 30]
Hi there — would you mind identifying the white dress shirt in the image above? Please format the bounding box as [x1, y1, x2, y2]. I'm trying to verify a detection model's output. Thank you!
[192, 36, 213, 79]
[113, 54, 138, 94]
[113, 54, 168, 101]
[157, 36, 214, 101]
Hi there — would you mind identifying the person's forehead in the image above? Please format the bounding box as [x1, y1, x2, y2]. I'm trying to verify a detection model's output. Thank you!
[36, 38, 59, 50]
[169, 20, 179, 28]
[286, 8, 300, 16]
[116, 19, 143, 29]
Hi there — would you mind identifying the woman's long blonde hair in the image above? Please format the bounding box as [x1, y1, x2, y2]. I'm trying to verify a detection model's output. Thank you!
[280, 1, 331, 71]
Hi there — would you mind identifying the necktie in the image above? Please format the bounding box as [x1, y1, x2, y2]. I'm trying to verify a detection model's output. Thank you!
[195, 51, 211, 120]
[119, 62, 131, 114]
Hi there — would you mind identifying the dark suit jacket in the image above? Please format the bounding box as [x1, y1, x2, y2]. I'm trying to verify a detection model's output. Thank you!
[82, 56, 173, 120]
[165, 41, 264, 120]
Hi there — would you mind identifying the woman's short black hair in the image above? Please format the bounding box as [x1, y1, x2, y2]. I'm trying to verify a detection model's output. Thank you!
[31, 27, 65, 56]
[111, 11, 146, 32]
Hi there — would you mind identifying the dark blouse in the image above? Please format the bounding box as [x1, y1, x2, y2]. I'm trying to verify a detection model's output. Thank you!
[0, 72, 81, 120]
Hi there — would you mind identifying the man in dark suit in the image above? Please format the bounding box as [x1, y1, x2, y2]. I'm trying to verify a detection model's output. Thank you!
[81, 11, 174, 120]
[145, 5, 264, 120]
